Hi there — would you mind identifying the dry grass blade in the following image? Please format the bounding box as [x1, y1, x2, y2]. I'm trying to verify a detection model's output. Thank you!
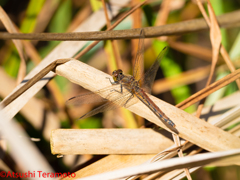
[195, 0, 222, 117]
[1, 58, 71, 107]
[176, 68, 240, 110]
[74, 0, 147, 59]
[102, 0, 123, 70]
[55, 60, 240, 152]
[0, 0, 130, 119]
[0, 107, 54, 174]
[154, 1, 191, 178]
[1, 10, 240, 41]
[70, 91, 240, 180]
[74, 149, 240, 180]
[33, 0, 59, 34]
[196, 0, 240, 90]
[168, 41, 224, 63]
[0, 7, 26, 84]
[63, 155, 156, 180]
[51, 129, 174, 154]
[0, 67, 59, 140]
[152, 65, 211, 94]
[127, 91, 240, 180]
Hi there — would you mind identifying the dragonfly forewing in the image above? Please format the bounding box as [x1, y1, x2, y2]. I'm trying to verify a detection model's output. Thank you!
[67, 84, 139, 119]
[67, 84, 124, 106]
[140, 46, 168, 94]
[133, 29, 144, 83]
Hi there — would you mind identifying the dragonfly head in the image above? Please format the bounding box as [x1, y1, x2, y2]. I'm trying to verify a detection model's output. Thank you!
[112, 69, 123, 82]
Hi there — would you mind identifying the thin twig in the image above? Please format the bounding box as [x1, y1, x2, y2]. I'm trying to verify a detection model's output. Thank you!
[1, 59, 72, 107]
[0, 10, 240, 41]
[74, 0, 147, 59]
[176, 68, 240, 110]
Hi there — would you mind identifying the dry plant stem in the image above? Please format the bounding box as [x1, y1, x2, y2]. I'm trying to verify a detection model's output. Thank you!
[1, 0, 130, 122]
[155, 0, 171, 26]
[0, 7, 65, 112]
[0, 107, 54, 175]
[69, 149, 240, 180]
[1, 10, 240, 41]
[197, 0, 240, 89]
[155, 0, 171, 41]
[176, 68, 240, 110]
[172, 134, 192, 180]
[1, 59, 72, 107]
[0, 7, 26, 85]
[0, 67, 60, 140]
[74, 0, 147, 59]
[195, 0, 222, 117]
[155, 0, 189, 177]
[102, 0, 122, 71]
[63, 155, 156, 180]
[168, 41, 224, 63]
[131, 0, 142, 69]
[152, 65, 211, 94]
[68, 93, 240, 180]
[56, 60, 240, 152]
[51, 129, 174, 154]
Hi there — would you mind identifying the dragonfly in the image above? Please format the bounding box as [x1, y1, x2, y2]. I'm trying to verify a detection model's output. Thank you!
[67, 30, 178, 134]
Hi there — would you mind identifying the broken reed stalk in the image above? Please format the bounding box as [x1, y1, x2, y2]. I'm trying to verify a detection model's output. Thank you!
[55, 60, 240, 152]
[50, 129, 174, 155]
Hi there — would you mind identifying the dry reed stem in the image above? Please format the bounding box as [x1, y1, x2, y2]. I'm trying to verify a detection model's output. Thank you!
[62, 92, 240, 180]
[0, 68, 59, 140]
[0, 0, 130, 119]
[168, 41, 224, 63]
[74, 0, 147, 59]
[63, 155, 156, 180]
[55, 60, 240, 152]
[176, 68, 240, 110]
[1, 10, 240, 41]
[51, 129, 174, 154]
[0, 107, 54, 174]
[0, 7, 26, 84]
[71, 149, 240, 180]
[152, 65, 211, 94]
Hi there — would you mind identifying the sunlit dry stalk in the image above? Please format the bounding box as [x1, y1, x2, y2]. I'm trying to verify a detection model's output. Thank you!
[172, 134, 192, 180]
[152, 65, 211, 94]
[0, 7, 26, 85]
[195, 0, 240, 117]
[155, 0, 171, 41]
[154, 1, 190, 178]
[168, 41, 224, 63]
[74, 0, 148, 59]
[131, 0, 142, 71]
[101, 0, 122, 71]
[1, 10, 240, 41]
[1, 58, 72, 107]
[101, 0, 137, 128]
[176, 68, 240, 110]
[195, 0, 222, 117]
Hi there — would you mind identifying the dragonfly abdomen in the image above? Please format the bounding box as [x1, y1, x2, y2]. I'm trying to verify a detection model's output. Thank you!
[135, 88, 178, 134]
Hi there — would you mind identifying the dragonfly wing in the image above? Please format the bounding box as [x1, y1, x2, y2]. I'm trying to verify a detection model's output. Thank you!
[80, 89, 137, 119]
[133, 29, 145, 82]
[66, 84, 122, 107]
[79, 101, 119, 119]
[67, 92, 107, 107]
[140, 46, 168, 94]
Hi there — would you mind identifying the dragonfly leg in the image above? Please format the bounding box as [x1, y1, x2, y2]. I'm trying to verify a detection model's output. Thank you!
[110, 83, 123, 93]
[106, 77, 118, 85]
[123, 94, 134, 107]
